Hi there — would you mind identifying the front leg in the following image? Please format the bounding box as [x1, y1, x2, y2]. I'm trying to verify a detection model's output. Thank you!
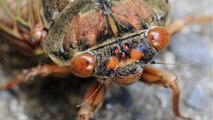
[78, 79, 110, 120]
[167, 16, 212, 35]
[140, 66, 190, 120]
[0, 64, 71, 90]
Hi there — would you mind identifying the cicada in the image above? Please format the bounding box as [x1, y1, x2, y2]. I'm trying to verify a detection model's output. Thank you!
[0, 0, 212, 120]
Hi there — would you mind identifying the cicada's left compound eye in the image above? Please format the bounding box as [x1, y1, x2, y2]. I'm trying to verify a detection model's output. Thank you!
[70, 53, 95, 78]
[147, 27, 170, 51]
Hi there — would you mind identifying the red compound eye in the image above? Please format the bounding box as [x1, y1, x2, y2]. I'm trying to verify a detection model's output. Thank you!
[70, 53, 95, 78]
[147, 27, 170, 51]
[121, 52, 126, 58]
[114, 47, 119, 54]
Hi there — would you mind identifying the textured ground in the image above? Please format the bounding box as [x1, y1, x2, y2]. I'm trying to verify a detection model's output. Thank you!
[0, 0, 212, 120]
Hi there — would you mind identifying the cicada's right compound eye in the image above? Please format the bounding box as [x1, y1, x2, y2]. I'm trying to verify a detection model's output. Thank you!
[70, 53, 95, 78]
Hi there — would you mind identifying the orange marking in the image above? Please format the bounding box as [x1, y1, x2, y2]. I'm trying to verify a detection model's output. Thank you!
[108, 14, 118, 37]
[130, 49, 144, 60]
[107, 56, 119, 70]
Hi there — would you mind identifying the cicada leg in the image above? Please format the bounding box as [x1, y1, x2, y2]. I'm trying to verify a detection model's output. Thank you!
[78, 79, 111, 120]
[167, 16, 213, 35]
[0, 64, 70, 90]
[139, 66, 191, 120]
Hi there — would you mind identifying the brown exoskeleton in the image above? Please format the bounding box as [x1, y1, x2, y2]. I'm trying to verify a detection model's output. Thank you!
[0, 0, 212, 119]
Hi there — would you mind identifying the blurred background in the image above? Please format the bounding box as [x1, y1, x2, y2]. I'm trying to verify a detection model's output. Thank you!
[0, 0, 212, 120]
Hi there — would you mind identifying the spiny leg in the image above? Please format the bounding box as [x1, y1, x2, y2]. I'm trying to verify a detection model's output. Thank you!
[0, 64, 70, 90]
[78, 79, 110, 120]
[167, 16, 212, 35]
[139, 66, 191, 120]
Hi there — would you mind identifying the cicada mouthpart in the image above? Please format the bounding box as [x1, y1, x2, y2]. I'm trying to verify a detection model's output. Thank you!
[114, 60, 143, 85]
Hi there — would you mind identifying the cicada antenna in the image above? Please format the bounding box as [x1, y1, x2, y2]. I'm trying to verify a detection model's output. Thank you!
[148, 60, 195, 66]
[76, 80, 104, 108]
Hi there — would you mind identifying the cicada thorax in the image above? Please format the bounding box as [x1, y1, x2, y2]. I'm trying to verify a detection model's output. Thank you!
[44, 0, 96, 65]
[40, 0, 72, 27]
